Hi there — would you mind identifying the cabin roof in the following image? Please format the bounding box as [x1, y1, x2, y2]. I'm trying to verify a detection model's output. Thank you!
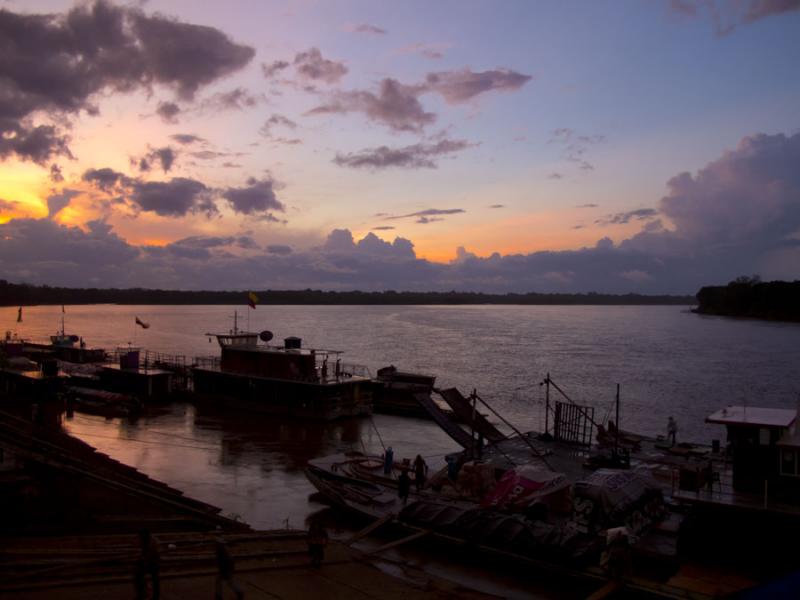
[706, 406, 796, 428]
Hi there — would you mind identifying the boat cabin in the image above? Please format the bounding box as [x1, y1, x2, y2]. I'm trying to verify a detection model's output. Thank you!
[707, 405, 800, 497]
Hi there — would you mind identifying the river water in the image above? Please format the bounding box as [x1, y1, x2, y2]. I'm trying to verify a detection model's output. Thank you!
[3, 304, 800, 595]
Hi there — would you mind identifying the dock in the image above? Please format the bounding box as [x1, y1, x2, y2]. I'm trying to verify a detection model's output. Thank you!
[0, 532, 499, 600]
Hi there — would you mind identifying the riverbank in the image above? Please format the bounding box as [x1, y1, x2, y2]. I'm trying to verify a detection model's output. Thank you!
[0, 532, 500, 600]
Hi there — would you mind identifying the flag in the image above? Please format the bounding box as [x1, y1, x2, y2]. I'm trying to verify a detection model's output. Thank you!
[247, 291, 259, 309]
[135, 316, 150, 329]
[17, 307, 22, 323]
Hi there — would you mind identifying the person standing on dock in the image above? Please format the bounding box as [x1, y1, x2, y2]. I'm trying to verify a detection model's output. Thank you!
[383, 446, 394, 476]
[397, 469, 411, 505]
[413, 455, 427, 491]
[667, 416, 678, 447]
[307, 521, 328, 568]
[135, 528, 160, 600]
[215, 538, 244, 599]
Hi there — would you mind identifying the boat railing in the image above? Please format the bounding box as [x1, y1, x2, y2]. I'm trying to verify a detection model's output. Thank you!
[193, 355, 221, 370]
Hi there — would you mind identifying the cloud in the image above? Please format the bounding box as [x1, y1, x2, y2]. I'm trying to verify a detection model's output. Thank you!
[82, 167, 130, 192]
[596, 208, 659, 225]
[668, 0, 800, 35]
[489, 204, 504, 209]
[156, 102, 181, 123]
[130, 178, 216, 217]
[372, 226, 396, 231]
[424, 68, 532, 103]
[135, 146, 177, 173]
[202, 87, 261, 111]
[548, 172, 564, 180]
[309, 78, 435, 132]
[49, 164, 64, 183]
[350, 23, 387, 35]
[576, 203, 598, 208]
[261, 60, 290, 79]
[309, 67, 529, 132]
[333, 138, 472, 170]
[0, 1, 254, 163]
[260, 114, 297, 137]
[222, 177, 286, 215]
[293, 48, 348, 84]
[46, 189, 81, 218]
[398, 43, 449, 60]
[266, 244, 292, 255]
[385, 208, 465, 221]
[4, 131, 798, 293]
[170, 133, 205, 145]
[549, 128, 605, 171]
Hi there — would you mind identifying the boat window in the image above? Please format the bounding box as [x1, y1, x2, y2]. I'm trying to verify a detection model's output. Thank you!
[780, 449, 797, 477]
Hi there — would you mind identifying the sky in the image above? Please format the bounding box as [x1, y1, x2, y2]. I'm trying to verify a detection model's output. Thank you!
[0, 0, 799, 294]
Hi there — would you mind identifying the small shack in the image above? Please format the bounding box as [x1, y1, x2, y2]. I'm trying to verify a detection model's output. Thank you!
[707, 405, 799, 497]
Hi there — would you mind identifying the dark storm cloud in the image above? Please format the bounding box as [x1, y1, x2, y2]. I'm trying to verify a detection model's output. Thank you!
[309, 78, 435, 132]
[333, 139, 471, 170]
[424, 68, 532, 103]
[130, 178, 215, 217]
[596, 208, 659, 225]
[351, 23, 387, 34]
[293, 48, 348, 84]
[222, 177, 286, 215]
[0, 0, 254, 162]
[668, 0, 800, 35]
[156, 102, 181, 123]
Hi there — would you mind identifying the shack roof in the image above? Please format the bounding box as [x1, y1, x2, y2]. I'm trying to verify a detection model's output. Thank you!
[706, 406, 796, 428]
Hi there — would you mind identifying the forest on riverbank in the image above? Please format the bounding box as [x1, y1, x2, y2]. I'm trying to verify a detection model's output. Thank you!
[695, 277, 800, 321]
[0, 280, 694, 306]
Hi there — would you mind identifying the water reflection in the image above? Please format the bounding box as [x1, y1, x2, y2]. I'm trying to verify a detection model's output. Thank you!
[62, 402, 454, 531]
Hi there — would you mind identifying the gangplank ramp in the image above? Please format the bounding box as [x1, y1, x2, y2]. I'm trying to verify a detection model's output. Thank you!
[436, 388, 506, 443]
[412, 392, 473, 448]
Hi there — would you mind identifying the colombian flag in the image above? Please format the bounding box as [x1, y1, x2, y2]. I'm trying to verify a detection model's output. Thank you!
[248, 291, 259, 309]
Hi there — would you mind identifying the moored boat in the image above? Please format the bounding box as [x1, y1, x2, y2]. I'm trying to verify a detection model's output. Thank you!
[192, 314, 372, 420]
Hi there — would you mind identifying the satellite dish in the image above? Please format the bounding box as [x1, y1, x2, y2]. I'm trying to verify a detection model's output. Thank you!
[259, 330, 274, 342]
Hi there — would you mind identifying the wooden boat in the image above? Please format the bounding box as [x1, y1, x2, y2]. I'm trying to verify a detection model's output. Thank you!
[192, 314, 372, 420]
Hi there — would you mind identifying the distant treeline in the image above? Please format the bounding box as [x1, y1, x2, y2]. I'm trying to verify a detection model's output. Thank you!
[695, 277, 800, 322]
[0, 280, 695, 307]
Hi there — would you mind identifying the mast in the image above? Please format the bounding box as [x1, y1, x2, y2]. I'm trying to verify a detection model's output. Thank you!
[233, 310, 239, 334]
[614, 383, 620, 460]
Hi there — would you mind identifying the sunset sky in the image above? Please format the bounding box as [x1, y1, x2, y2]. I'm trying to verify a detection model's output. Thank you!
[1, 0, 799, 293]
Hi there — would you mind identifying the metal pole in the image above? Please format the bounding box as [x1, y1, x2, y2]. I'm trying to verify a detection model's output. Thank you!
[615, 383, 620, 460]
[471, 388, 477, 458]
[544, 373, 550, 436]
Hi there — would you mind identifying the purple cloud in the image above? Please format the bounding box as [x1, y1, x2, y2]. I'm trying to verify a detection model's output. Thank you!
[261, 60, 290, 79]
[170, 133, 206, 145]
[309, 78, 434, 132]
[156, 102, 181, 123]
[293, 48, 348, 84]
[351, 23, 387, 35]
[669, 0, 800, 35]
[260, 114, 297, 137]
[424, 68, 532, 103]
[333, 138, 472, 170]
[0, 1, 253, 163]
[222, 177, 286, 215]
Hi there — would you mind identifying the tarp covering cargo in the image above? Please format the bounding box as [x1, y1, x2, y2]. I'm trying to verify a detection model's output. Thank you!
[481, 465, 571, 512]
[573, 468, 664, 534]
[398, 501, 597, 563]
